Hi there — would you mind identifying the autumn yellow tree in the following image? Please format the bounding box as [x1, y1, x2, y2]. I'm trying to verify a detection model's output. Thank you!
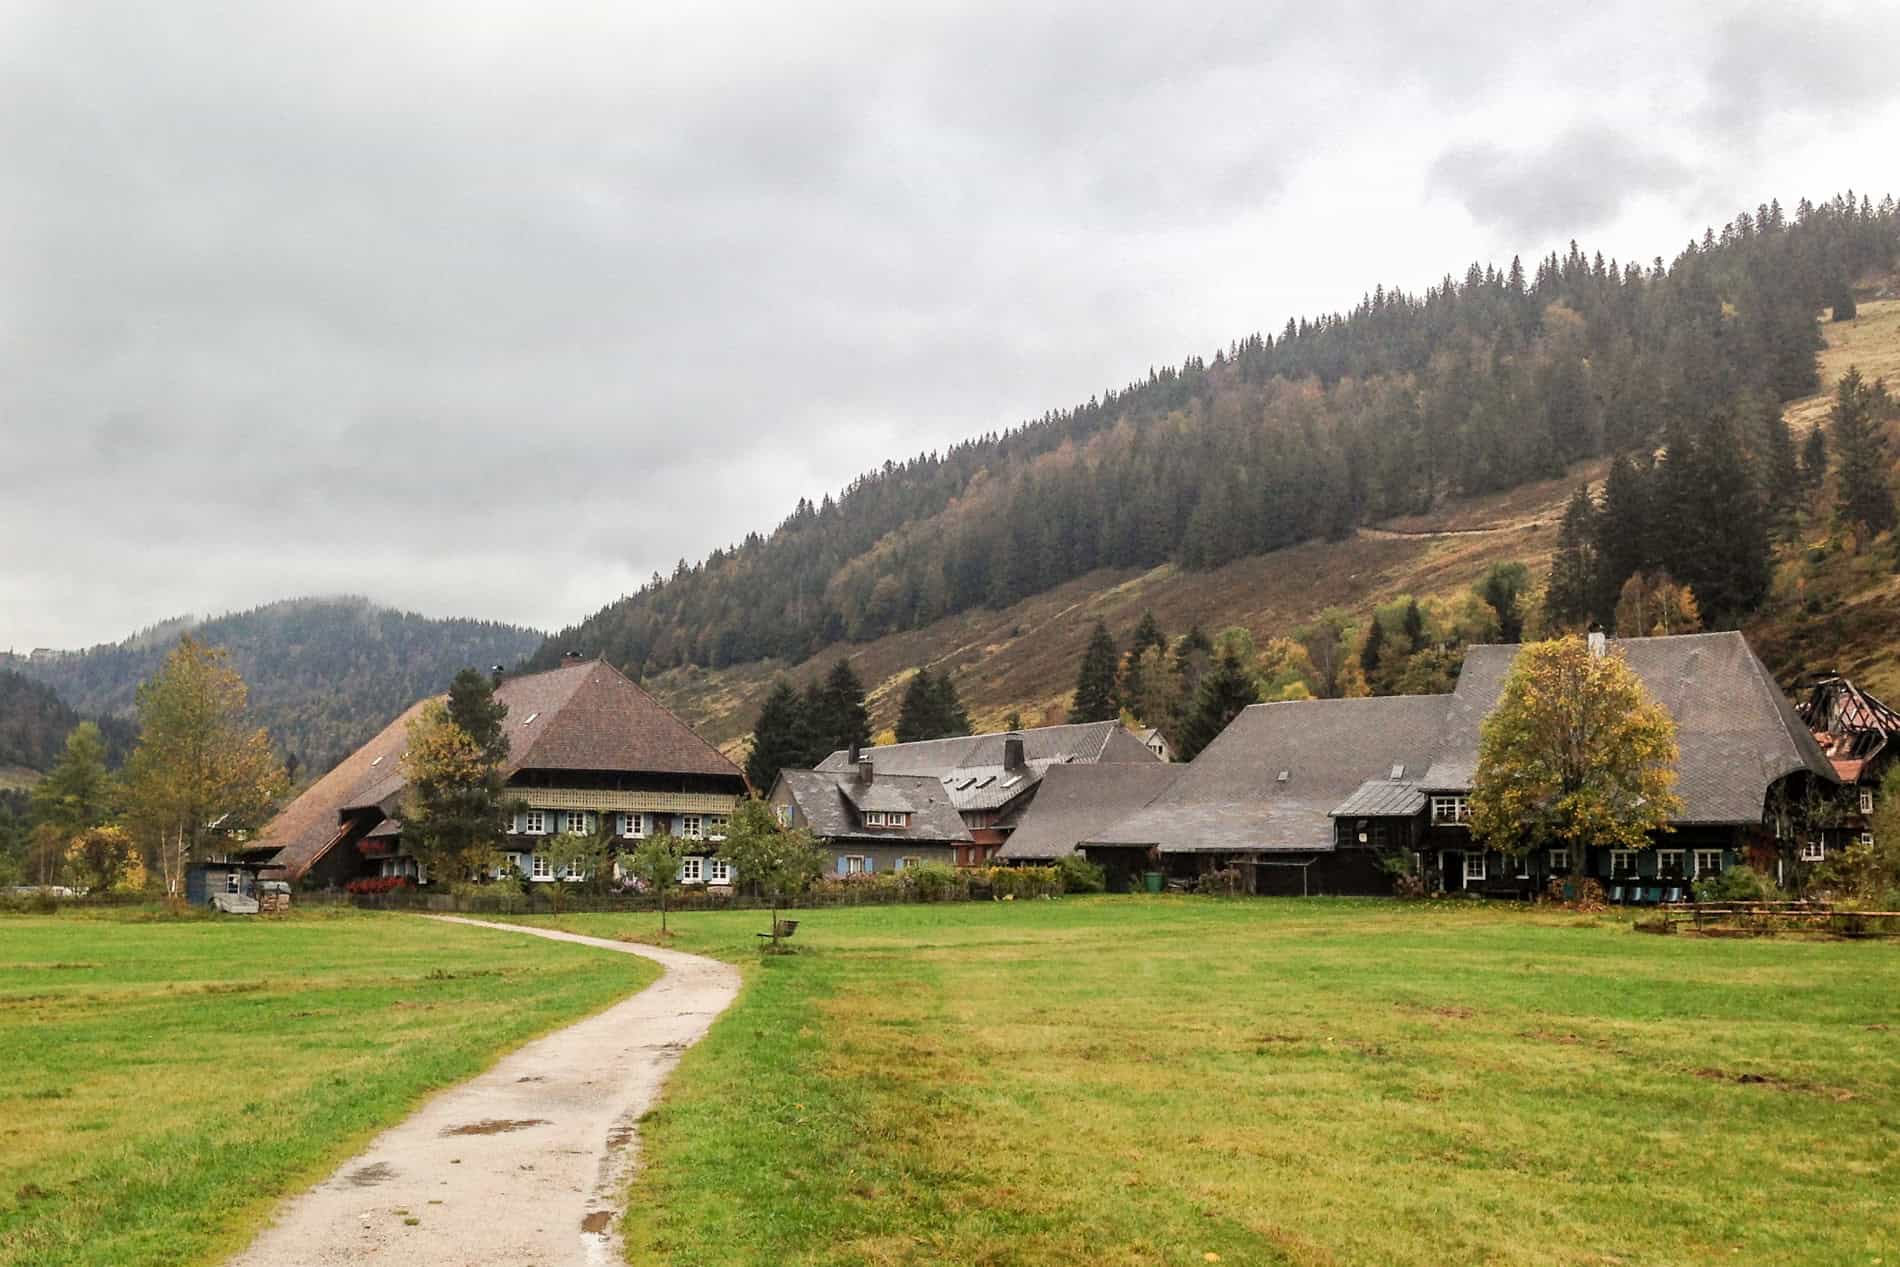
[1470, 636, 1682, 863]
[1613, 572, 1703, 638]
[123, 637, 288, 896]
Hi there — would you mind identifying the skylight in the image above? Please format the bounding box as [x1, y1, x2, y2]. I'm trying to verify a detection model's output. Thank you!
[369, 756, 383, 767]
[1390, 763, 1405, 780]
[523, 712, 539, 725]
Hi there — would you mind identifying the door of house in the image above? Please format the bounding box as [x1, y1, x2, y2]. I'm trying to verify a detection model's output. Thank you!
[1440, 850, 1464, 892]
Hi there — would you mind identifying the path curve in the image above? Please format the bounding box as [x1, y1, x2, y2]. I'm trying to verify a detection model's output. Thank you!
[225, 916, 740, 1267]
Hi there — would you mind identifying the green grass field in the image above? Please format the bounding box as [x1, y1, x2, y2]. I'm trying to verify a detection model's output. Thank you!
[523, 899, 1900, 1267]
[0, 908, 657, 1267]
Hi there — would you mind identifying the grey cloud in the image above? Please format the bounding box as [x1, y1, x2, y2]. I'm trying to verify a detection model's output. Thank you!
[1427, 126, 1694, 243]
[2, 0, 1896, 648]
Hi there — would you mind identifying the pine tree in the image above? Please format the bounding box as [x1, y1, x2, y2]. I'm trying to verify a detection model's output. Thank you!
[1129, 610, 1167, 658]
[447, 667, 509, 764]
[1401, 599, 1425, 651]
[1177, 646, 1261, 761]
[1831, 368, 1896, 538]
[1545, 487, 1602, 629]
[1671, 410, 1774, 624]
[746, 680, 806, 791]
[1069, 622, 1121, 723]
[1762, 405, 1801, 537]
[895, 670, 936, 744]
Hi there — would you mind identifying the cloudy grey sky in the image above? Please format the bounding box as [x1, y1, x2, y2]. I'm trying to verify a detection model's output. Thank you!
[4, 1, 1897, 650]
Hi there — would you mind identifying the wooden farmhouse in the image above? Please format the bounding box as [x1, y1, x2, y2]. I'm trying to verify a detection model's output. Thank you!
[1071, 632, 1839, 896]
[255, 656, 747, 889]
[769, 763, 973, 875]
[795, 721, 1162, 866]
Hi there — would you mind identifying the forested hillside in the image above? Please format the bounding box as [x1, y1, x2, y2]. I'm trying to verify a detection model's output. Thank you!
[0, 670, 134, 777]
[535, 192, 1898, 678]
[5, 598, 543, 777]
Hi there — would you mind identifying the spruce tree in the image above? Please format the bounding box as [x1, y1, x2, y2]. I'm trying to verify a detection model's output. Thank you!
[1069, 622, 1121, 723]
[1801, 424, 1829, 492]
[1596, 453, 1652, 609]
[1830, 368, 1896, 538]
[746, 680, 806, 791]
[1545, 486, 1602, 629]
[1401, 598, 1426, 651]
[928, 672, 971, 738]
[1358, 617, 1386, 681]
[447, 667, 509, 764]
[812, 660, 871, 756]
[1177, 646, 1261, 761]
[895, 670, 936, 744]
[1672, 410, 1774, 624]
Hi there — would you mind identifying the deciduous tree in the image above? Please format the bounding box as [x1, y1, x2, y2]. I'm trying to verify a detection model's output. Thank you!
[626, 832, 687, 931]
[718, 798, 825, 947]
[1470, 636, 1682, 863]
[122, 638, 288, 896]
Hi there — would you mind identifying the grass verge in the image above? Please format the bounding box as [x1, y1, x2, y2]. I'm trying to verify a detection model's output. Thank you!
[527, 898, 1900, 1267]
[0, 907, 657, 1267]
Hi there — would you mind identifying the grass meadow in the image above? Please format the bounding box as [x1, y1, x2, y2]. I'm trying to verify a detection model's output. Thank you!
[0, 907, 656, 1267]
[523, 898, 1900, 1267]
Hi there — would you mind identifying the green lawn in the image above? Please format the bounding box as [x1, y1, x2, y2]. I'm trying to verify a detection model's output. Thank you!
[524, 899, 1900, 1267]
[0, 907, 657, 1267]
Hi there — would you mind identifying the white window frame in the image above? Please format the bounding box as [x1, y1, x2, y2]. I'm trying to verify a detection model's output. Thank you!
[523, 809, 547, 836]
[844, 854, 868, 875]
[1692, 849, 1723, 876]
[1656, 850, 1685, 880]
[1515, 854, 1530, 880]
[679, 855, 704, 883]
[1610, 849, 1639, 879]
[775, 803, 792, 828]
[707, 815, 729, 841]
[1861, 830, 1875, 847]
[561, 858, 585, 880]
[563, 811, 590, 835]
[863, 811, 885, 827]
[530, 853, 551, 880]
[1800, 840, 1826, 863]
[1861, 788, 1876, 815]
[1464, 854, 1486, 883]
[1432, 795, 1470, 825]
[225, 870, 241, 894]
[1548, 848, 1569, 872]
[621, 812, 646, 838]
[708, 857, 732, 885]
[896, 856, 921, 871]
[680, 814, 704, 841]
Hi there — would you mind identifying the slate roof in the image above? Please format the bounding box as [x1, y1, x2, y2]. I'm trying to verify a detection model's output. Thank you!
[1424, 632, 1836, 824]
[775, 769, 972, 844]
[996, 763, 1184, 860]
[816, 721, 1158, 776]
[1088, 695, 1451, 854]
[257, 659, 743, 879]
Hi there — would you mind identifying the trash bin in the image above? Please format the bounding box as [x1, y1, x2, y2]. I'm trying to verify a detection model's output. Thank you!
[1143, 871, 1164, 894]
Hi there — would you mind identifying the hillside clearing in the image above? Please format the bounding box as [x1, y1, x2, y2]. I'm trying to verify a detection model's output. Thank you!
[526, 899, 1900, 1267]
[0, 910, 656, 1267]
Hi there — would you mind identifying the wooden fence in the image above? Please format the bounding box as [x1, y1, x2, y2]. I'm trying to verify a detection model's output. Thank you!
[1657, 900, 1900, 937]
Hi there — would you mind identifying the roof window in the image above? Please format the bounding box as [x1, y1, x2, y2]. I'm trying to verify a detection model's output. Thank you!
[523, 712, 539, 725]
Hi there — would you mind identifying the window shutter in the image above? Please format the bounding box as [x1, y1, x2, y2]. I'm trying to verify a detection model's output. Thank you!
[836, 855, 847, 876]
[864, 855, 874, 873]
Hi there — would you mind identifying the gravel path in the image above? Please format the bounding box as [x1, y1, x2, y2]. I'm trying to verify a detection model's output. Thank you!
[224, 916, 740, 1267]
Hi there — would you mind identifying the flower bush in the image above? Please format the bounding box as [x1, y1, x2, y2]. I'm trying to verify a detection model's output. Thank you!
[345, 876, 415, 896]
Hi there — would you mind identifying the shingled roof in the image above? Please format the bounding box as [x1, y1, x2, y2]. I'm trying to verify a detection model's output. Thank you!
[996, 762, 1184, 860]
[256, 658, 742, 879]
[1088, 630, 1836, 855]
[775, 769, 972, 844]
[1425, 632, 1836, 824]
[1089, 695, 1451, 854]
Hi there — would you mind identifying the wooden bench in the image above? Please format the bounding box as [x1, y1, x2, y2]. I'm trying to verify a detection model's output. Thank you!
[756, 919, 799, 943]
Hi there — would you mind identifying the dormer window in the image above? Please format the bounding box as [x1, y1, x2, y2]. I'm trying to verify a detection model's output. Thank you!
[1431, 795, 1470, 825]
[862, 811, 910, 828]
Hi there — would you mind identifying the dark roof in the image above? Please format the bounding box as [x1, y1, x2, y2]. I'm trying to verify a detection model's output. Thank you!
[1426, 632, 1836, 824]
[257, 659, 741, 879]
[816, 721, 1158, 777]
[1090, 695, 1451, 854]
[1330, 779, 1427, 819]
[996, 763, 1184, 860]
[775, 769, 972, 844]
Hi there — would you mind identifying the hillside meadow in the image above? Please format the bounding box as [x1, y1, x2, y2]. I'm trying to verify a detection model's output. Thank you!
[0, 909, 656, 1267]
[524, 899, 1900, 1267]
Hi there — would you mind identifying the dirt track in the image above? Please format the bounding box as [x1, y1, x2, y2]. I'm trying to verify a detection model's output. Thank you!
[223, 916, 739, 1267]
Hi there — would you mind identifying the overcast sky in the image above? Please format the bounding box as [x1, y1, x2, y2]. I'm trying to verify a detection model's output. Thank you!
[4, 1, 1897, 651]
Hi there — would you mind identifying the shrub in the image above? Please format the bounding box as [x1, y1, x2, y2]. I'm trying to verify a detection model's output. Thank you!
[1194, 867, 1243, 896]
[1055, 854, 1106, 894]
[345, 876, 416, 896]
[981, 866, 1063, 900]
[1692, 865, 1776, 903]
[903, 861, 964, 902]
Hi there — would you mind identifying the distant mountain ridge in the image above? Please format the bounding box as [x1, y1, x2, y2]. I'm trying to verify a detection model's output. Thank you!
[0, 668, 136, 776]
[5, 597, 544, 777]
